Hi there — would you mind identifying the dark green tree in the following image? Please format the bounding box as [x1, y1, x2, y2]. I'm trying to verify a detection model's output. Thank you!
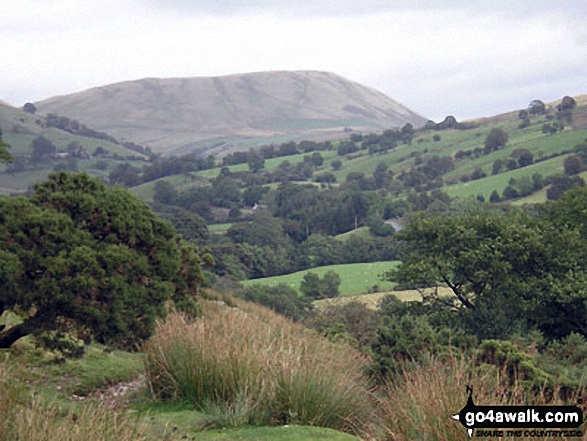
[31, 136, 57, 163]
[484, 128, 508, 153]
[247, 151, 265, 173]
[0, 172, 203, 349]
[489, 190, 501, 203]
[310, 152, 324, 167]
[23, 103, 37, 114]
[564, 155, 583, 175]
[529, 100, 546, 116]
[153, 180, 178, 205]
[300, 270, 341, 299]
[388, 209, 587, 339]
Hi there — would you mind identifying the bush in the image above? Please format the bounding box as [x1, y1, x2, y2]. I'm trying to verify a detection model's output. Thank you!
[237, 283, 313, 321]
[300, 271, 341, 299]
[144, 302, 374, 434]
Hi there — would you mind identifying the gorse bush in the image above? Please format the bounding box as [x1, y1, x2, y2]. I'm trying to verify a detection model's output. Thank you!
[143, 300, 374, 435]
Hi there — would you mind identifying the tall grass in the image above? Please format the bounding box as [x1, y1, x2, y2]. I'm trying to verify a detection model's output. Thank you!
[377, 355, 584, 441]
[0, 363, 150, 441]
[143, 300, 374, 435]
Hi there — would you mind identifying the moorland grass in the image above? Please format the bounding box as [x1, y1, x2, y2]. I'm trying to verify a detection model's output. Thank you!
[0, 363, 150, 441]
[377, 355, 584, 441]
[143, 300, 374, 435]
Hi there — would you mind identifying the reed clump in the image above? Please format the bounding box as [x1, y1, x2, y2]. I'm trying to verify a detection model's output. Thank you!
[143, 300, 374, 435]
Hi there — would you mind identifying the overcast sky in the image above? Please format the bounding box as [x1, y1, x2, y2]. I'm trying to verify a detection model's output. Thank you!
[1, 0, 585, 121]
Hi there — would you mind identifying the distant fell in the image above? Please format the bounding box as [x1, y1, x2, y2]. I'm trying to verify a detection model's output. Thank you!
[35, 71, 426, 155]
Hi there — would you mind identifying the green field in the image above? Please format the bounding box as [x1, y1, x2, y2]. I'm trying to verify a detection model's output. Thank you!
[242, 261, 399, 295]
[444, 155, 567, 199]
[194, 150, 339, 179]
[208, 222, 235, 233]
[130, 173, 209, 201]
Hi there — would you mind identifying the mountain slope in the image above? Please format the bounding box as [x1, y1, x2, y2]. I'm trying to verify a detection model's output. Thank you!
[35, 71, 426, 155]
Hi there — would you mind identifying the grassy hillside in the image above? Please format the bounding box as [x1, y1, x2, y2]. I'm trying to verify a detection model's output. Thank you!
[0, 328, 361, 441]
[35, 71, 426, 155]
[0, 103, 149, 194]
[242, 261, 399, 295]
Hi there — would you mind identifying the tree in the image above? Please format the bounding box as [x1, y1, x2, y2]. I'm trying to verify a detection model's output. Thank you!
[558, 96, 577, 112]
[546, 176, 585, 200]
[511, 149, 533, 168]
[484, 128, 508, 153]
[170, 211, 209, 245]
[310, 152, 324, 167]
[388, 209, 587, 339]
[470, 167, 486, 180]
[489, 190, 501, 203]
[0, 128, 13, 163]
[247, 151, 265, 173]
[300, 270, 341, 299]
[564, 155, 583, 175]
[153, 180, 178, 205]
[322, 270, 342, 298]
[22, 102, 37, 114]
[31, 136, 57, 163]
[0, 172, 203, 349]
[529, 100, 546, 116]
[492, 159, 505, 175]
[331, 160, 342, 171]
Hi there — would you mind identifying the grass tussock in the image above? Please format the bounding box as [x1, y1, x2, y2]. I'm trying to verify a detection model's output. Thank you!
[0, 363, 149, 441]
[377, 355, 584, 441]
[143, 300, 374, 434]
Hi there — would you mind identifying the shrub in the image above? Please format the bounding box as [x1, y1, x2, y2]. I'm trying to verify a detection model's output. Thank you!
[143, 301, 374, 434]
[236, 283, 313, 321]
[300, 271, 341, 299]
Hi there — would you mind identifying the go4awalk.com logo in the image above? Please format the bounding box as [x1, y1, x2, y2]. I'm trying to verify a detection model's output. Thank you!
[451, 387, 584, 438]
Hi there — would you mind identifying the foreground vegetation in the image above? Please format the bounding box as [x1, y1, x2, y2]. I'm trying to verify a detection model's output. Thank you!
[2, 95, 587, 439]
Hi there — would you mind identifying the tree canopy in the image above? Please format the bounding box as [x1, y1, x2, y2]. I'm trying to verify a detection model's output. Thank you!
[0, 172, 203, 349]
[389, 208, 587, 339]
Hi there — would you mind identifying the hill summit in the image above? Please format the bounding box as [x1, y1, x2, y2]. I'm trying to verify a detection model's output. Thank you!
[35, 71, 426, 155]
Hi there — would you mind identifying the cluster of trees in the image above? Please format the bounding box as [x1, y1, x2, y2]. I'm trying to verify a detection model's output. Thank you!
[109, 154, 216, 187]
[0, 172, 205, 350]
[424, 115, 478, 131]
[222, 140, 333, 167]
[42, 113, 153, 157]
[207, 210, 400, 280]
[398, 155, 454, 191]
[519, 96, 576, 130]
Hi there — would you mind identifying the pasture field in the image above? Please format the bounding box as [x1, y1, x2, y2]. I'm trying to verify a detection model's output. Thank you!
[445, 155, 567, 199]
[314, 286, 455, 310]
[208, 222, 235, 233]
[130, 173, 209, 201]
[193, 149, 339, 179]
[242, 261, 399, 295]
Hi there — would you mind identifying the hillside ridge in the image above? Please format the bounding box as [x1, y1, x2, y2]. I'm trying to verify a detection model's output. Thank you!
[35, 71, 426, 155]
